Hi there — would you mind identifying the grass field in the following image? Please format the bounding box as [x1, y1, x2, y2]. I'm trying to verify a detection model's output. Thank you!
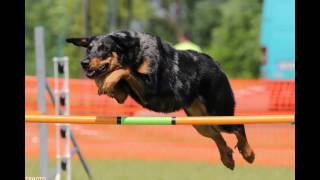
[25, 160, 294, 180]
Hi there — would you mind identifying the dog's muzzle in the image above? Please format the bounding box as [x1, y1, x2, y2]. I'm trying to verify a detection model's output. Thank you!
[81, 59, 108, 79]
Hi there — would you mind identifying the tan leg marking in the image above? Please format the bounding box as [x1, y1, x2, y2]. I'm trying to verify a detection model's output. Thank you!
[137, 57, 151, 75]
[124, 74, 148, 105]
[102, 69, 130, 95]
[234, 131, 255, 163]
[185, 98, 235, 170]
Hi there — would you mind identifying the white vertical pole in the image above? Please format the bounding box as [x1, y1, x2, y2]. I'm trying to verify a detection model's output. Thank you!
[63, 57, 72, 180]
[53, 57, 71, 180]
[53, 58, 61, 180]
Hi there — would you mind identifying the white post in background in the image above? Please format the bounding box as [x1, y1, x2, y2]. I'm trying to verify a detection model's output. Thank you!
[35, 26, 48, 179]
[53, 57, 71, 180]
[63, 57, 72, 180]
[53, 57, 61, 180]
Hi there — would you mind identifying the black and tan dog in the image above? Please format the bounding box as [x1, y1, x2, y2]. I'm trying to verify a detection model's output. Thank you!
[66, 30, 255, 170]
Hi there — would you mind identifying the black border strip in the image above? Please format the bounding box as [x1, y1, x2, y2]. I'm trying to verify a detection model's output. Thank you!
[171, 117, 176, 125]
[116, 117, 122, 124]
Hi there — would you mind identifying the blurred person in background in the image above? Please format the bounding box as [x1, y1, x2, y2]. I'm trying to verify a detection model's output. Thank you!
[174, 32, 202, 52]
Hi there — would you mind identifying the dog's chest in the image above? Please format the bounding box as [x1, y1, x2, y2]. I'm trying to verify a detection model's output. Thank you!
[128, 87, 182, 113]
[143, 95, 182, 113]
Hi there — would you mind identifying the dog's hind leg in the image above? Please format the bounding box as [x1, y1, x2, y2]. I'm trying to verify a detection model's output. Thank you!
[184, 98, 235, 170]
[208, 73, 255, 164]
[235, 126, 255, 163]
[222, 125, 255, 163]
[192, 125, 235, 170]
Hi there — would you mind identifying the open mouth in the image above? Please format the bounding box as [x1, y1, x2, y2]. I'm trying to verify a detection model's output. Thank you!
[85, 64, 122, 79]
[85, 65, 107, 79]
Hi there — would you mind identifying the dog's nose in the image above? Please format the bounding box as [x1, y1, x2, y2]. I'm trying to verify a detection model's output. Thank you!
[80, 59, 90, 69]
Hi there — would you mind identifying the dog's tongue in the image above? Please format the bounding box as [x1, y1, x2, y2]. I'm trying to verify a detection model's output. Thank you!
[87, 70, 95, 76]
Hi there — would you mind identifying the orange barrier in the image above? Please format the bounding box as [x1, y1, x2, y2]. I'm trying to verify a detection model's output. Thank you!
[25, 76, 295, 116]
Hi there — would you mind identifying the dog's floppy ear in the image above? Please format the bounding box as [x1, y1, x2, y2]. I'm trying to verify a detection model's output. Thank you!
[109, 31, 139, 49]
[65, 36, 95, 47]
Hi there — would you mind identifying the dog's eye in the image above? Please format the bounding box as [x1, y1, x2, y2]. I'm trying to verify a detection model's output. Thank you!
[98, 45, 108, 51]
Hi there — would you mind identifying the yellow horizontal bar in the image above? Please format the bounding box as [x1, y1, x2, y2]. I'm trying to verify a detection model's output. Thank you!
[25, 115, 118, 124]
[25, 114, 294, 125]
[175, 115, 294, 125]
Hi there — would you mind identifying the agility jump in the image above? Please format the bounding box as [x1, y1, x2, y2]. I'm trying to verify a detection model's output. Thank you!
[25, 114, 294, 125]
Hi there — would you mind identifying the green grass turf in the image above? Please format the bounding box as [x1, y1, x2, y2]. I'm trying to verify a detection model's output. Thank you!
[25, 160, 294, 180]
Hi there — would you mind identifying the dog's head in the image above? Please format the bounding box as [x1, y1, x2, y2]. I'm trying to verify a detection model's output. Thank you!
[66, 31, 140, 79]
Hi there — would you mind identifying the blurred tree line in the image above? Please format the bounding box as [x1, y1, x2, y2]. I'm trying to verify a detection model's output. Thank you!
[25, 0, 262, 78]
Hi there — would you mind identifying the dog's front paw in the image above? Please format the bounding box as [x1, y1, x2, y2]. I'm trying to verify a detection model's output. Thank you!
[98, 86, 114, 97]
[98, 86, 115, 98]
[102, 81, 116, 95]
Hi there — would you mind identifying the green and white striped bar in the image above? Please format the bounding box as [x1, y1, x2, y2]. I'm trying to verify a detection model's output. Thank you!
[118, 116, 174, 125]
